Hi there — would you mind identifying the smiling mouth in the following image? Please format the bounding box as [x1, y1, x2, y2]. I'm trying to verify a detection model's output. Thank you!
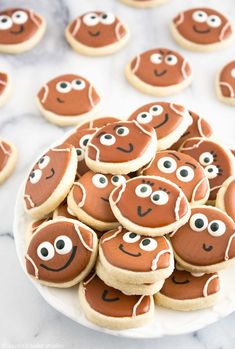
[193, 25, 210, 34]
[172, 276, 190, 285]
[10, 25, 24, 34]
[202, 243, 213, 252]
[40, 246, 77, 272]
[119, 243, 142, 257]
[101, 196, 109, 203]
[46, 168, 55, 180]
[154, 69, 167, 77]
[88, 30, 100, 37]
[102, 290, 120, 302]
[154, 113, 169, 129]
[116, 143, 134, 153]
[137, 206, 152, 217]
[57, 97, 64, 103]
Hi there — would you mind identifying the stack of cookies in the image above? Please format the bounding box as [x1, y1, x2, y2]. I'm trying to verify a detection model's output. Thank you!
[23, 102, 235, 330]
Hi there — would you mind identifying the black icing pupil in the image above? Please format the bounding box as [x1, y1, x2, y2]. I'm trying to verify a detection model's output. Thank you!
[39, 158, 44, 164]
[91, 16, 96, 19]
[83, 139, 89, 146]
[104, 134, 112, 139]
[208, 168, 213, 173]
[152, 107, 158, 111]
[56, 240, 65, 250]
[141, 113, 147, 118]
[204, 157, 210, 164]
[167, 57, 172, 61]
[195, 219, 204, 229]
[129, 233, 137, 239]
[112, 176, 119, 182]
[75, 80, 81, 85]
[41, 247, 48, 257]
[210, 222, 219, 232]
[30, 172, 35, 178]
[180, 169, 188, 177]
[140, 186, 148, 193]
[163, 161, 172, 168]
[152, 194, 160, 201]
[99, 177, 106, 184]
[60, 83, 67, 88]
[102, 14, 107, 19]
[117, 128, 125, 135]
[76, 149, 82, 155]
[142, 239, 150, 246]
[2, 18, 7, 23]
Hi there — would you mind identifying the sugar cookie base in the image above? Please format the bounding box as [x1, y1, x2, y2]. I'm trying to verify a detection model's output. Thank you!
[216, 70, 235, 106]
[0, 140, 17, 184]
[216, 175, 235, 213]
[0, 75, 12, 107]
[120, 0, 168, 8]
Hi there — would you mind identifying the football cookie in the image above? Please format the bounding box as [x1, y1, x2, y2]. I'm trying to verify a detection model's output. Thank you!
[109, 176, 191, 236]
[141, 151, 210, 206]
[77, 116, 121, 130]
[0, 138, 17, 184]
[0, 72, 11, 107]
[171, 110, 213, 150]
[216, 176, 235, 222]
[120, 0, 168, 8]
[125, 48, 192, 97]
[179, 137, 235, 202]
[25, 219, 98, 287]
[0, 8, 46, 53]
[85, 120, 157, 174]
[37, 74, 101, 126]
[170, 206, 235, 273]
[97, 226, 174, 284]
[128, 102, 192, 150]
[23, 144, 77, 219]
[216, 60, 235, 106]
[171, 8, 234, 52]
[67, 171, 128, 231]
[155, 264, 220, 311]
[78, 273, 154, 329]
[65, 11, 129, 56]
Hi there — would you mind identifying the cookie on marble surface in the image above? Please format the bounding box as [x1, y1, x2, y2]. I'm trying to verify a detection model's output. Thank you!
[141, 151, 210, 206]
[0, 72, 11, 107]
[179, 137, 235, 203]
[0, 138, 17, 184]
[0, 8, 46, 53]
[216, 176, 235, 222]
[78, 273, 154, 329]
[120, 0, 168, 8]
[110, 176, 191, 236]
[23, 144, 77, 219]
[65, 11, 129, 56]
[67, 171, 128, 231]
[170, 206, 235, 273]
[37, 74, 101, 126]
[128, 102, 192, 150]
[25, 218, 98, 288]
[155, 263, 220, 311]
[125, 48, 192, 97]
[216, 60, 235, 106]
[171, 8, 234, 52]
[76, 116, 121, 130]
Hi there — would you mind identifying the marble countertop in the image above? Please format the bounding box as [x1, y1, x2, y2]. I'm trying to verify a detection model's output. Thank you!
[1, 0, 235, 348]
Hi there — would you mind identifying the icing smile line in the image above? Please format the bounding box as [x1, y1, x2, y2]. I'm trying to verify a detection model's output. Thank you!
[172, 276, 190, 285]
[154, 69, 167, 77]
[202, 243, 213, 252]
[193, 25, 211, 34]
[101, 196, 109, 203]
[119, 244, 142, 257]
[10, 25, 24, 34]
[46, 168, 55, 180]
[40, 246, 77, 272]
[116, 143, 134, 153]
[88, 30, 100, 37]
[154, 113, 169, 129]
[102, 290, 120, 302]
[57, 97, 65, 103]
[137, 206, 152, 217]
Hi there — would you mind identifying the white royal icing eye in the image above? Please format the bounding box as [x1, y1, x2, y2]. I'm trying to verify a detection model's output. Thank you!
[136, 112, 153, 124]
[100, 134, 116, 146]
[123, 232, 141, 243]
[208, 220, 226, 237]
[157, 157, 177, 174]
[38, 155, 50, 170]
[83, 12, 100, 26]
[176, 166, 195, 182]
[207, 15, 222, 28]
[199, 152, 214, 166]
[115, 126, 129, 137]
[190, 213, 208, 232]
[111, 175, 126, 186]
[165, 55, 178, 66]
[192, 10, 208, 23]
[71, 79, 86, 91]
[100, 12, 115, 25]
[135, 184, 152, 198]
[150, 53, 163, 64]
[37, 241, 55, 261]
[79, 135, 92, 149]
[139, 238, 157, 251]
[231, 68, 235, 79]
[12, 10, 28, 25]
[76, 148, 85, 161]
[29, 169, 42, 184]
[54, 235, 73, 255]
[151, 190, 169, 205]
[56, 81, 72, 93]
[149, 105, 163, 116]
[92, 174, 108, 188]
[204, 165, 219, 179]
[0, 15, 12, 30]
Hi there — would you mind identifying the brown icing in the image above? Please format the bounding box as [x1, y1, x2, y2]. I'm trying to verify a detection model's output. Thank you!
[130, 48, 191, 87]
[54, 202, 75, 220]
[111, 176, 189, 228]
[26, 220, 94, 283]
[68, 12, 127, 48]
[87, 120, 156, 163]
[180, 137, 234, 201]
[37, 74, 100, 116]
[83, 273, 151, 317]
[128, 102, 189, 141]
[219, 61, 235, 98]
[100, 227, 172, 272]
[0, 8, 43, 45]
[72, 171, 128, 222]
[173, 8, 232, 45]
[77, 116, 120, 130]
[171, 206, 235, 266]
[171, 111, 213, 150]
[24, 144, 74, 209]
[160, 268, 220, 300]
[224, 178, 235, 221]
[0, 72, 8, 96]
[142, 151, 209, 203]
[31, 215, 52, 234]
[0, 140, 12, 171]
